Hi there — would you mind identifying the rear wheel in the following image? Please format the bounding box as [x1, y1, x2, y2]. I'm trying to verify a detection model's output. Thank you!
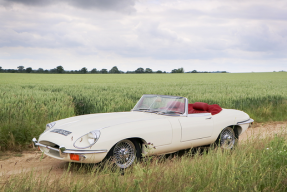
[218, 127, 237, 149]
[108, 139, 141, 169]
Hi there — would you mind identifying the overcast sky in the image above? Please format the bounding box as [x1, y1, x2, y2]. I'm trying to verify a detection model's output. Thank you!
[0, 0, 286, 72]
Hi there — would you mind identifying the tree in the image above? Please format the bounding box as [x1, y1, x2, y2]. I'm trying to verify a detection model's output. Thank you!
[90, 68, 97, 73]
[135, 67, 144, 73]
[56, 66, 64, 73]
[0, 66, 2, 72]
[156, 70, 162, 73]
[17, 66, 25, 72]
[50, 68, 57, 73]
[145, 68, 153, 73]
[171, 67, 184, 73]
[100, 69, 108, 74]
[171, 69, 178, 73]
[191, 70, 197, 73]
[126, 71, 135, 74]
[7, 69, 16, 73]
[80, 67, 87, 74]
[109, 66, 120, 73]
[26, 67, 32, 73]
[37, 68, 44, 73]
[177, 67, 184, 73]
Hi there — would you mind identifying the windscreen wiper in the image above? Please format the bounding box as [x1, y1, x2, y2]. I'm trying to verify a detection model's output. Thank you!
[140, 109, 161, 113]
[160, 111, 183, 115]
[134, 108, 150, 111]
[135, 109, 161, 113]
[148, 110, 161, 113]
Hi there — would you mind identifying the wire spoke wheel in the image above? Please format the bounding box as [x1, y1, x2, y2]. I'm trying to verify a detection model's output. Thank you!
[113, 139, 136, 169]
[220, 127, 236, 149]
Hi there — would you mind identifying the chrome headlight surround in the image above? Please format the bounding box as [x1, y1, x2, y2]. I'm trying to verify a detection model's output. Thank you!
[45, 122, 56, 132]
[73, 130, 101, 149]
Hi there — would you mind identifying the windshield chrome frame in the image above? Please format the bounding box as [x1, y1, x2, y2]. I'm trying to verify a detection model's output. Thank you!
[132, 94, 188, 117]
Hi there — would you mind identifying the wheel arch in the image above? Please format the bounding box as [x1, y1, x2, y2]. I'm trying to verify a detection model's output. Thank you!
[215, 124, 242, 143]
[129, 137, 147, 146]
[107, 137, 147, 154]
[103, 137, 146, 165]
[227, 124, 242, 139]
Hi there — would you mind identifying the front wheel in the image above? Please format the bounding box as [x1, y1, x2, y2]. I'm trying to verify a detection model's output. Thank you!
[217, 127, 237, 149]
[108, 139, 141, 169]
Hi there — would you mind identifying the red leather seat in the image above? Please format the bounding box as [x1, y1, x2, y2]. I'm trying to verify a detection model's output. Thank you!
[188, 102, 222, 115]
[208, 104, 222, 115]
[189, 102, 209, 114]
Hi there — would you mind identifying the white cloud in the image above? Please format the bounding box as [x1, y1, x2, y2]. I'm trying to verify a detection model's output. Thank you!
[1, 0, 136, 12]
[0, 0, 287, 72]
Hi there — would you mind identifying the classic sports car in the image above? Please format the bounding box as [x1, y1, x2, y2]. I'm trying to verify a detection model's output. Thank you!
[32, 94, 253, 168]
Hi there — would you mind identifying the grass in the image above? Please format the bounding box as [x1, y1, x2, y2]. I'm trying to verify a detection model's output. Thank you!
[0, 72, 287, 150]
[1, 132, 287, 191]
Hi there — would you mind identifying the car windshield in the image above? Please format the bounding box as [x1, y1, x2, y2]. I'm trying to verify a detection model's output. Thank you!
[132, 95, 186, 115]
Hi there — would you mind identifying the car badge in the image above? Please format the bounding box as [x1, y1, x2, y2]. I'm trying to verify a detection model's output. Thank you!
[50, 129, 72, 136]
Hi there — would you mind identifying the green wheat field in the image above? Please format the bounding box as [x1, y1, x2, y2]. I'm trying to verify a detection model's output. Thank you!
[0, 72, 287, 191]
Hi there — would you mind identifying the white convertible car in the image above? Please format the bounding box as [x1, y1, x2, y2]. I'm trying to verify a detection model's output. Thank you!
[33, 94, 253, 168]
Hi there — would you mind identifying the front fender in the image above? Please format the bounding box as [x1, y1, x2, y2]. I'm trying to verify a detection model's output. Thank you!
[93, 118, 172, 153]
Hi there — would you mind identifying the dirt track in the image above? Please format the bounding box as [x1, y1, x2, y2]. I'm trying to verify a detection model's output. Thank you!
[1, 122, 286, 176]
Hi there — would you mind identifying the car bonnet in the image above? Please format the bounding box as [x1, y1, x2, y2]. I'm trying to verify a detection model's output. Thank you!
[39, 111, 167, 143]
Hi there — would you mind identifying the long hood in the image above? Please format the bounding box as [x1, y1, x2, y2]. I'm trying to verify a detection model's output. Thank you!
[38, 111, 170, 149]
[41, 111, 167, 136]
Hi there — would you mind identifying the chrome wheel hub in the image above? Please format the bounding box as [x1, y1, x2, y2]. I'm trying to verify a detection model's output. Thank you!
[220, 127, 235, 149]
[113, 140, 136, 168]
[119, 148, 129, 160]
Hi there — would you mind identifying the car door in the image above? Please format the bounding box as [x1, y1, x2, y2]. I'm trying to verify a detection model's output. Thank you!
[179, 114, 214, 142]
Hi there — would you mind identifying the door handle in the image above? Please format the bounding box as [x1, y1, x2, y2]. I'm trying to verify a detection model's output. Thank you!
[206, 117, 212, 119]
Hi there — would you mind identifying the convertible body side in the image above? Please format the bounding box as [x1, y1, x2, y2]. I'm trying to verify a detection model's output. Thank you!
[37, 108, 251, 163]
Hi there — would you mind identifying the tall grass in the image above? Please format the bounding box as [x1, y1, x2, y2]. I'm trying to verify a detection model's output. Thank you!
[1, 132, 287, 191]
[0, 72, 287, 149]
[0, 85, 74, 150]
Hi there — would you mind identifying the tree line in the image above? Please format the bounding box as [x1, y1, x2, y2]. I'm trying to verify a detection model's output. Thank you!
[0, 66, 227, 74]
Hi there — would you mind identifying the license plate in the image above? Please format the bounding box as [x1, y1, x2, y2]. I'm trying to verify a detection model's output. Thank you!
[50, 129, 72, 136]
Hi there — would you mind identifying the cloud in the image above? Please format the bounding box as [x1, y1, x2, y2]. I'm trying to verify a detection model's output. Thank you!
[1, 0, 136, 12]
[0, 0, 287, 72]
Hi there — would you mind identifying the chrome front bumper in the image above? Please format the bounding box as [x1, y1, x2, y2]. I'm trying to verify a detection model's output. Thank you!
[237, 118, 254, 125]
[32, 138, 107, 156]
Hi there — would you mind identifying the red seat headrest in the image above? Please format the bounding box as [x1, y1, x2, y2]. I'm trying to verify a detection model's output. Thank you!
[193, 102, 209, 111]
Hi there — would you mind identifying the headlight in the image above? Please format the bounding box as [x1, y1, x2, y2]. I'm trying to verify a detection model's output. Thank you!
[45, 122, 56, 132]
[73, 130, 101, 149]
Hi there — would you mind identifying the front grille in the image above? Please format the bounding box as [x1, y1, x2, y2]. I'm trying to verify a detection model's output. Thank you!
[39, 140, 62, 158]
[39, 140, 59, 148]
[49, 149, 61, 157]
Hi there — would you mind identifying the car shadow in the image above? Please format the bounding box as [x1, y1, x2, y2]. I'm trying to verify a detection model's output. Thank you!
[61, 145, 216, 175]
[162, 144, 214, 159]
